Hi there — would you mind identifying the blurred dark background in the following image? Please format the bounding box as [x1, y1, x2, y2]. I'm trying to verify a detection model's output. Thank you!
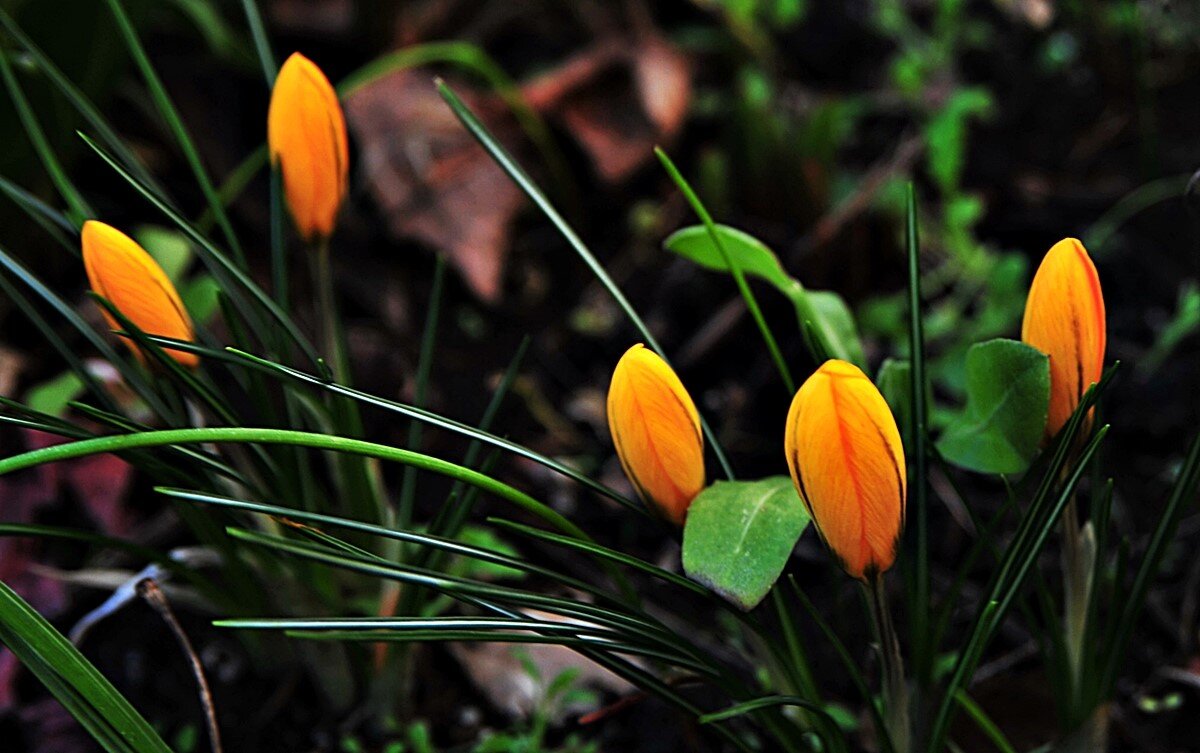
[0, 0, 1198, 751]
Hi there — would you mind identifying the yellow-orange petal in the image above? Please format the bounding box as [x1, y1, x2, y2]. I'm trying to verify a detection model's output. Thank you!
[1021, 238, 1106, 438]
[606, 344, 704, 525]
[268, 52, 349, 241]
[81, 221, 198, 368]
[784, 360, 906, 580]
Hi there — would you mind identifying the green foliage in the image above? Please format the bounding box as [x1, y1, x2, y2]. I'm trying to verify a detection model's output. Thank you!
[0, 580, 174, 753]
[924, 88, 994, 195]
[664, 223, 865, 365]
[936, 339, 1050, 475]
[25, 370, 86, 417]
[682, 477, 811, 610]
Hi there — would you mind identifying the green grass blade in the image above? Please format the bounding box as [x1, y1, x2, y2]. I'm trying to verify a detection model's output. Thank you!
[197, 145, 268, 233]
[426, 336, 529, 540]
[0, 174, 77, 251]
[790, 576, 895, 753]
[655, 148, 795, 393]
[102, 0, 244, 266]
[397, 255, 446, 546]
[223, 527, 695, 658]
[239, 0, 276, 85]
[952, 677, 1016, 753]
[157, 488, 618, 606]
[0, 580, 174, 753]
[490, 517, 709, 596]
[338, 42, 570, 196]
[906, 183, 932, 688]
[223, 347, 640, 512]
[1099, 429, 1200, 694]
[435, 80, 735, 480]
[0, 273, 119, 414]
[0, 243, 175, 418]
[0, 426, 588, 540]
[927, 409, 1111, 752]
[77, 133, 321, 366]
[0, 48, 91, 224]
[0, 8, 169, 201]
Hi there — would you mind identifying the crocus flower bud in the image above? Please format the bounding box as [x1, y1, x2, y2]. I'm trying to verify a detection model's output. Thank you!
[1021, 238, 1106, 438]
[81, 221, 198, 368]
[268, 52, 349, 241]
[784, 360, 906, 581]
[607, 344, 705, 525]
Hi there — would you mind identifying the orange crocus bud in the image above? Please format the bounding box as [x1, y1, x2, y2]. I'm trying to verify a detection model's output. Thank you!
[1021, 238, 1106, 438]
[81, 221, 198, 369]
[267, 52, 349, 241]
[607, 344, 705, 525]
[784, 360, 906, 581]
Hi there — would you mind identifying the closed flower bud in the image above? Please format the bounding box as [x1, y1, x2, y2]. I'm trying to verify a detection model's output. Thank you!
[81, 221, 197, 368]
[607, 344, 704, 525]
[784, 360, 906, 580]
[1021, 238, 1106, 438]
[268, 52, 349, 241]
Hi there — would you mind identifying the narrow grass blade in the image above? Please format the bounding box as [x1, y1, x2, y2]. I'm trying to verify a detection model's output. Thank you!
[158, 488, 619, 607]
[0, 243, 174, 419]
[223, 527, 697, 659]
[954, 688, 1017, 753]
[102, 0, 245, 266]
[0, 426, 588, 540]
[0, 48, 91, 224]
[927, 403, 1112, 751]
[906, 183, 932, 687]
[656, 148, 795, 393]
[397, 255, 446, 543]
[436, 80, 735, 479]
[0, 580, 174, 753]
[223, 347, 640, 512]
[1100, 429, 1200, 694]
[789, 577, 895, 753]
[0, 174, 77, 252]
[78, 133, 321, 366]
[490, 518, 709, 597]
[0, 7, 169, 200]
[239, 0, 276, 85]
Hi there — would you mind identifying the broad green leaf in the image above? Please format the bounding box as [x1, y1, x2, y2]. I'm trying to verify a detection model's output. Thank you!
[664, 223, 865, 366]
[936, 339, 1049, 474]
[682, 476, 810, 610]
[455, 525, 525, 581]
[181, 275, 221, 324]
[664, 224, 793, 290]
[26, 371, 86, 417]
[807, 290, 865, 366]
[135, 225, 193, 283]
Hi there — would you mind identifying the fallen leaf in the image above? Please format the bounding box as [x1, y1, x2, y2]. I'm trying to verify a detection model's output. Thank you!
[523, 36, 690, 183]
[449, 608, 634, 720]
[345, 71, 525, 302]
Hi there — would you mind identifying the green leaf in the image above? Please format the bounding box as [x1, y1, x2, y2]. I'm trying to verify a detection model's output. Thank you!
[663, 223, 865, 366]
[135, 225, 194, 283]
[664, 224, 793, 290]
[808, 290, 865, 366]
[682, 477, 810, 610]
[25, 371, 86, 417]
[181, 275, 221, 324]
[936, 338, 1049, 474]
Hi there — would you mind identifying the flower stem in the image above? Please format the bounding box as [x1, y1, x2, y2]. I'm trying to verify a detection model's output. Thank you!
[867, 575, 910, 753]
